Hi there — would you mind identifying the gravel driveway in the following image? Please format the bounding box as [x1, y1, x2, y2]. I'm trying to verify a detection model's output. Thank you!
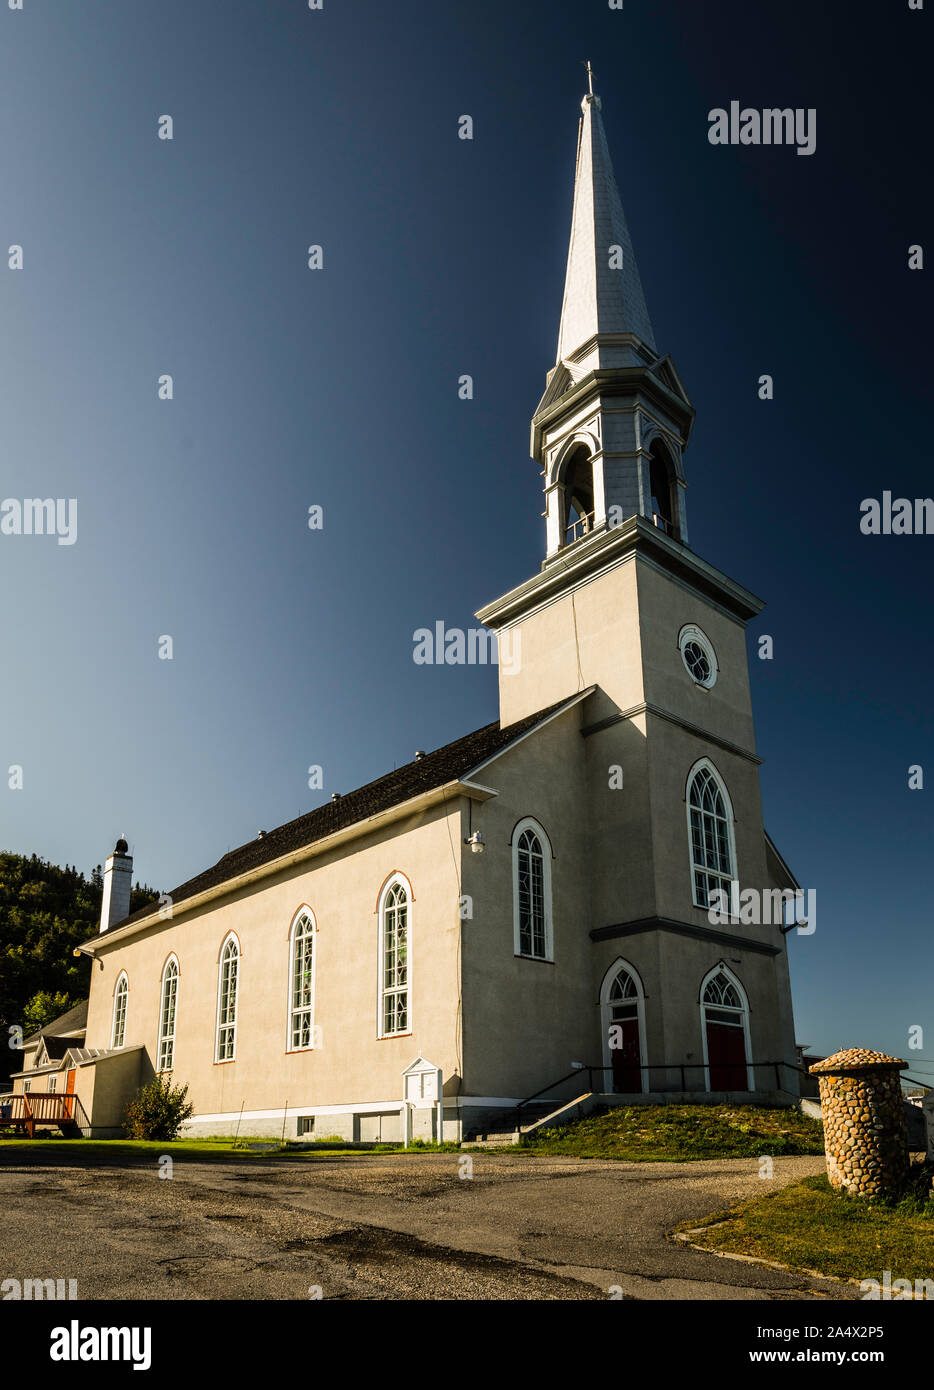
[0, 1150, 854, 1300]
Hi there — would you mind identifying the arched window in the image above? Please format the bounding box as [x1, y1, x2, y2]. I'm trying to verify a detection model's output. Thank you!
[562, 444, 595, 545]
[648, 440, 677, 539]
[111, 972, 128, 1049]
[701, 965, 752, 1092]
[512, 818, 553, 960]
[687, 761, 737, 911]
[288, 909, 316, 1050]
[215, 935, 239, 1062]
[378, 877, 410, 1037]
[158, 957, 179, 1072]
[599, 959, 647, 1093]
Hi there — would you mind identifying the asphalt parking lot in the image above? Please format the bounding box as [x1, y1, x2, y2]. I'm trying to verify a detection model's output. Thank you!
[0, 1150, 855, 1300]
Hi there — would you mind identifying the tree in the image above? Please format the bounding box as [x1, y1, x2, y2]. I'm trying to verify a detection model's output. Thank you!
[23, 990, 78, 1036]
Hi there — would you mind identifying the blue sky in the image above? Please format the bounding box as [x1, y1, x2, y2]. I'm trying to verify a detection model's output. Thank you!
[0, 0, 930, 1073]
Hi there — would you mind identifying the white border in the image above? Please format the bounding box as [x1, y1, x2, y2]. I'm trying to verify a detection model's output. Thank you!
[286, 905, 317, 1053]
[679, 622, 718, 689]
[376, 873, 412, 1038]
[699, 962, 754, 1092]
[157, 954, 179, 1071]
[215, 933, 240, 1063]
[110, 971, 128, 1050]
[512, 817, 554, 961]
[685, 756, 739, 913]
[599, 957, 648, 1094]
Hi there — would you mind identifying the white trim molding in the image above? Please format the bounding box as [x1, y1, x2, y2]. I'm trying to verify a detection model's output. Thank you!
[377, 872, 412, 1038]
[511, 817, 554, 961]
[286, 905, 317, 1053]
[598, 957, 648, 1094]
[699, 962, 754, 1093]
[685, 756, 739, 913]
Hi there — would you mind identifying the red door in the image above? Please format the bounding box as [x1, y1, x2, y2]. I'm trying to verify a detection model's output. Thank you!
[64, 1068, 76, 1120]
[609, 1015, 642, 1093]
[706, 1021, 747, 1091]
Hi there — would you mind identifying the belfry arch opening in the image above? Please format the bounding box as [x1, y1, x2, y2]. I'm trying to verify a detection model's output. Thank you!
[648, 440, 678, 540]
[560, 444, 595, 546]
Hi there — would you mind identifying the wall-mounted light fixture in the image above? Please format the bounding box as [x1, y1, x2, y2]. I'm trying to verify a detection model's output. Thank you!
[464, 830, 485, 855]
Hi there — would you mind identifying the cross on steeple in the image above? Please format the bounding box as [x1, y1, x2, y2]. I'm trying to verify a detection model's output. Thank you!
[583, 59, 596, 96]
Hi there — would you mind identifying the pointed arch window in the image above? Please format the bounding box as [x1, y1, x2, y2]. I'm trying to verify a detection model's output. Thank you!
[687, 762, 737, 911]
[378, 877, 410, 1037]
[215, 935, 239, 1062]
[111, 972, 128, 1050]
[512, 818, 553, 960]
[288, 910, 316, 1051]
[158, 957, 179, 1072]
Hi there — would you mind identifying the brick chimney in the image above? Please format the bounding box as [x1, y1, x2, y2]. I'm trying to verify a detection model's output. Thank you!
[99, 836, 133, 933]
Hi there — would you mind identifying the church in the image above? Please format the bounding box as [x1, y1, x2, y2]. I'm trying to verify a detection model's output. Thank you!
[9, 76, 800, 1141]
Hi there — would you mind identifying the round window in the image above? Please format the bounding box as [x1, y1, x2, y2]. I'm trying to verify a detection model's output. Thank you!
[679, 625, 717, 689]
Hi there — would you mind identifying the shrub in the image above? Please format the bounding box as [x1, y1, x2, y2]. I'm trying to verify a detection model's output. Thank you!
[123, 1075, 194, 1140]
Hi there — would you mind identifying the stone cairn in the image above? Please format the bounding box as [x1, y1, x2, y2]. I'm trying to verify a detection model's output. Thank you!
[809, 1048, 909, 1198]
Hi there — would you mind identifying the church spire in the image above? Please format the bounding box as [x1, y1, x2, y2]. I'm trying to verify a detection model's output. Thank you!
[556, 70, 656, 364]
[526, 71, 695, 563]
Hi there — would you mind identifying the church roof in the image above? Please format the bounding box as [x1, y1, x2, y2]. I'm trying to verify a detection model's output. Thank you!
[22, 998, 89, 1048]
[105, 697, 579, 934]
[556, 87, 656, 362]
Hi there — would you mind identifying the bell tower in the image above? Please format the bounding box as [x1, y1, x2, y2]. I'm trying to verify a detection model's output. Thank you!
[477, 75, 763, 731]
[534, 79, 694, 561]
[474, 72, 798, 1099]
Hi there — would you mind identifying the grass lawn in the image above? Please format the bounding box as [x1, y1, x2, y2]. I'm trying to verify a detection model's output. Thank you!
[680, 1172, 934, 1287]
[0, 1107, 825, 1163]
[0, 1136, 283, 1161]
[517, 1104, 826, 1161]
[0, 1135, 463, 1162]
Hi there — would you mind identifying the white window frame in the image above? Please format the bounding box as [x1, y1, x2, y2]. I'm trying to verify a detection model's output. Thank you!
[686, 758, 738, 912]
[598, 957, 648, 1094]
[699, 963, 754, 1093]
[377, 874, 412, 1038]
[158, 955, 179, 1072]
[215, 934, 240, 1063]
[679, 623, 718, 689]
[111, 971, 129, 1049]
[287, 907, 317, 1052]
[512, 817, 554, 961]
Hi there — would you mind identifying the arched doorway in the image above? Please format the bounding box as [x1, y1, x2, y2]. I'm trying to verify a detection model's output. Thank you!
[701, 966, 752, 1091]
[600, 959, 647, 1094]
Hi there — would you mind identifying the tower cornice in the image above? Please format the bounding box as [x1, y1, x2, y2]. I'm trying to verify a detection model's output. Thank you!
[531, 363, 696, 462]
[476, 515, 764, 632]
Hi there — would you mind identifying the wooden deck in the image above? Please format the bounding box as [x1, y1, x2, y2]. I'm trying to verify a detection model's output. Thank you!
[0, 1092, 86, 1138]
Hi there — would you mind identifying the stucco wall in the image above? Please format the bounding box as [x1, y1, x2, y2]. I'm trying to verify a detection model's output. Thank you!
[85, 803, 465, 1128]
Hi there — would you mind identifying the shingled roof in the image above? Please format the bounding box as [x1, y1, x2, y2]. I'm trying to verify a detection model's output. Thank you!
[22, 999, 89, 1048]
[105, 696, 581, 936]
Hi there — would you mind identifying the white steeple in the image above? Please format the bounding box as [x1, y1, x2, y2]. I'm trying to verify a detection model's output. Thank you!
[529, 72, 694, 562]
[556, 77, 656, 369]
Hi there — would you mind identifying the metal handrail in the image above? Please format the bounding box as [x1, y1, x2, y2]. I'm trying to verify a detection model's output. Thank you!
[514, 1059, 806, 1133]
